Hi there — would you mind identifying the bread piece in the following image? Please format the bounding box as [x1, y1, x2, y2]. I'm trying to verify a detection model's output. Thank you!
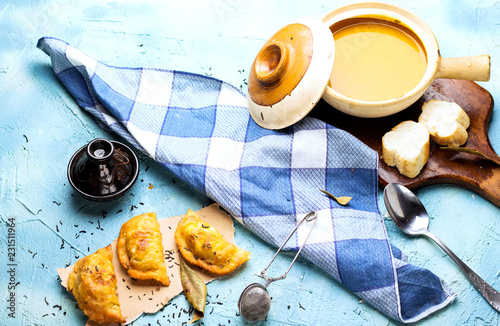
[117, 212, 170, 286]
[382, 121, 430, 178]
[68, 245, 126, 324]
[418, 100, 470, 147]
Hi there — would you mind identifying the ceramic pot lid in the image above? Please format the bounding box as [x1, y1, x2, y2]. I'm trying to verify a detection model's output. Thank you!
[247, 18, 335, 130]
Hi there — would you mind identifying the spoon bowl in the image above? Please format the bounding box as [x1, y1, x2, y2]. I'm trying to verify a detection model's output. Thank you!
[383, 182, 430, 236]
[383, 183, 500, 312]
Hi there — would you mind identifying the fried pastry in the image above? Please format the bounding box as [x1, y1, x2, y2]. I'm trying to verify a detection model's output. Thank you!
[117, 212, 170, 286]
[175, 209, 250, 275]
[68, 245, 126, 324]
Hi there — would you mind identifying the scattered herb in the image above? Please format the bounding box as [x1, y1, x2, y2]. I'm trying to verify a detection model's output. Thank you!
[319, 189, 352, 206]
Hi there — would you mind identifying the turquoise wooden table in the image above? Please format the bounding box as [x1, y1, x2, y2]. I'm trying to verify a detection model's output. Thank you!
[1, 0, 499, 325]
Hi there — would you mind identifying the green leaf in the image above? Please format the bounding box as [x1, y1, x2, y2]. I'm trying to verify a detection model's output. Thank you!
[180, 259, 207, 323]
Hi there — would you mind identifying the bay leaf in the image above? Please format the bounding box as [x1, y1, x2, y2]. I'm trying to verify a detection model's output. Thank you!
[180, 258, 207, 323]
[440, 147, 500, 166]
[319, 189, 352, 206]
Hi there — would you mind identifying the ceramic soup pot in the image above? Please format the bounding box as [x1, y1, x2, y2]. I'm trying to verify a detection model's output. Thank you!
[247, 2, 490, 129]
[321, 2, 490, 118]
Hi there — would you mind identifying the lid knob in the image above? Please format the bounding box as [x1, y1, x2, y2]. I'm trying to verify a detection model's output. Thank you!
[86, 138, 114, 164]
[254, 41, 290, 85]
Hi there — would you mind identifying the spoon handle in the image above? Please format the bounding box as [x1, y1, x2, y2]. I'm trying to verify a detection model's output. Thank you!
[425, 231, 500, 312]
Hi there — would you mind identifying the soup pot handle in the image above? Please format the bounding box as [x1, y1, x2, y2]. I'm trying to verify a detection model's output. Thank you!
[435, 55, 490, 81]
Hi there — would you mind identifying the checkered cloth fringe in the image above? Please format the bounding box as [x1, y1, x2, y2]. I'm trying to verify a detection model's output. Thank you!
[37, 37, 455, 323]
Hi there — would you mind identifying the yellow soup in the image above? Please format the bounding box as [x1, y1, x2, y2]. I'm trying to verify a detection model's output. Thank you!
[329, 18, 427, 102]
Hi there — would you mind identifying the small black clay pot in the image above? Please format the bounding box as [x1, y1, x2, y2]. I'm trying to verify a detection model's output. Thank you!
[67, 138, 139, 201]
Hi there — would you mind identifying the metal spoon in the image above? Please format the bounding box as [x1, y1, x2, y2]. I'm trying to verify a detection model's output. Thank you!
[384, 183, 500, 312]
[238, 211, 318, 321]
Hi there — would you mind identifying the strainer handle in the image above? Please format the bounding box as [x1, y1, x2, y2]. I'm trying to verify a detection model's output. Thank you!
[260, 211, 317, 288]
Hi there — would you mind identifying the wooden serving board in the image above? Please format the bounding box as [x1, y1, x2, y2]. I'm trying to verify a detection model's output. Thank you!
[310, 79, 500, 207]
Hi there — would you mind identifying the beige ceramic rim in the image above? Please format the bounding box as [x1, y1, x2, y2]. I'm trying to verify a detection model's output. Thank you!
[321, 2, 440, 118]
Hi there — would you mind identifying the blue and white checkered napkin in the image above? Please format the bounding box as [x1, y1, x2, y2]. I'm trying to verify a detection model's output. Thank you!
[37, 37, 455, 323]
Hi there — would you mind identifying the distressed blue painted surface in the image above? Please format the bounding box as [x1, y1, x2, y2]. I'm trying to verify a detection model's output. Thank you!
[0, 0, 499, 325]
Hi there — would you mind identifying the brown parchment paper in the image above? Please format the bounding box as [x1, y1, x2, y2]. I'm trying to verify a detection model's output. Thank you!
[57, 204, 236, 325]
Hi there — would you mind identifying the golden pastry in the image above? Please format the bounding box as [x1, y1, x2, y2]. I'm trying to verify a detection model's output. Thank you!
[68, 245, 126, 324]
[175, 209, 250, 275]
[117, 212, 170, 286]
